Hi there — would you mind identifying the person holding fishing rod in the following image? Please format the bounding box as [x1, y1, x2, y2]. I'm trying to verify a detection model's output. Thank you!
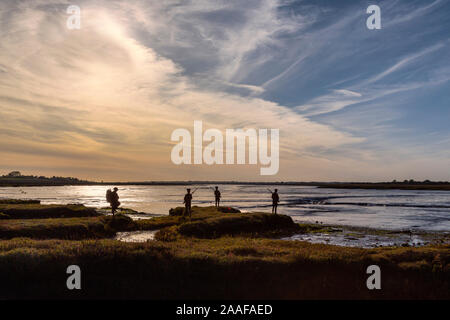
[212, 186, 221, 208]
[183, 187, 198, 218]
[267, 188, 280, 214]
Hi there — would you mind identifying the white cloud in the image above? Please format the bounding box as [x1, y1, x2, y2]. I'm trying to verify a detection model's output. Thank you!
[333, 89, 362, 97]
[365, 43, 445, 84]
[384, 0, 444, 27]
[0, 0, 362, 180]
[1, 0, 448, 181]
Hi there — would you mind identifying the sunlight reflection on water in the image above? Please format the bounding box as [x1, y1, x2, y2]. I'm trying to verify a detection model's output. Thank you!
[1, 185, 449, 231]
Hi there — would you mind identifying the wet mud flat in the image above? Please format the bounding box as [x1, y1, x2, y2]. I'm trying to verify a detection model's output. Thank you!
[283, 223, 450, 248]
[107, 206, 450, 248]
[115, 230, 158, 242]
[96, 207, 164, 220]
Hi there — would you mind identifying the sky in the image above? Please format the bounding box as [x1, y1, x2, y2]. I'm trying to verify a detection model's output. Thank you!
[0, 0, 449, 182]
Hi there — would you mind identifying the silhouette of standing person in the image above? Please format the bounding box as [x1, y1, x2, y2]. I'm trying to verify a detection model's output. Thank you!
[214, 186, 221, 208]
[268, 188, 279, 214]
[183, 188, 193, 218]
[106, 187, 121, 215]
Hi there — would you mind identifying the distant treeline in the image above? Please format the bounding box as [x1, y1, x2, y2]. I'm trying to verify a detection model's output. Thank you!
[316, 181, 450, 191]
[0, 174, 449, 190]
[0, 175, 96, 187]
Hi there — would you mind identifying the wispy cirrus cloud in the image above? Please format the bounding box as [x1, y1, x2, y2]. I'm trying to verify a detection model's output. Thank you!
[0, 0, 449, 181]
[364, 43, 447, 85]
[0, 0, 364, 181]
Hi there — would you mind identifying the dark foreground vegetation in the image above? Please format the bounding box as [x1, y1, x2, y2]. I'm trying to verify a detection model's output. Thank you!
[155, 208, 300, 241]
[0, 201, 126, 239]
[0, 204, 296, 240]
[0, 203, 98, 219]
[0, 217, 113, 239]
[0, 237, 448, 299]
[0, 201, 448, 299]
[138, 206, 299, 240]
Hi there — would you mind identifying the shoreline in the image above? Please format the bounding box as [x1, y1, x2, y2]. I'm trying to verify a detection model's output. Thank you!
[102, 206, 450, 248]
[108, 207, 450, 240]
[283, 222, 450, 248]
[1, 201, 449, 246]
[1, 179, 450, 190]
[119, 209, 450, 247]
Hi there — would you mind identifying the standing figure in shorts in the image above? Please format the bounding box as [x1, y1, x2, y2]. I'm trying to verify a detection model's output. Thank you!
[214, 186, 221, 208]
[269, 188, 279, 214]
[183, 188, 193, 218]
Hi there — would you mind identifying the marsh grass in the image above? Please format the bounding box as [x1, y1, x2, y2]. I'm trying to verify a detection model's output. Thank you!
[0, 203, 98, 219]
[136, 206, 235, 231]
[0, 203, 448, 299]
[0, 214, 139, 240]
[101, 214, 136, 232]
[0, 217, 113, 239]
[157, 212, 300, 240]
[0, 237, 448, 299]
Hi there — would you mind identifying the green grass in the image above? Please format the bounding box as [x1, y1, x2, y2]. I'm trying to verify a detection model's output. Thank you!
[0, 205, 257, 240]
[0, 217, 113, 239]
[0, 212, 136, 240]
[136, 206, 240, 230]
[136, 206, 300, 240]
[156, 212, 300, 240]
[0, 202, 448, 299]
[0, 203, 99, 219]
[0, 237, 448, 299]
[296, 223, 339, 234]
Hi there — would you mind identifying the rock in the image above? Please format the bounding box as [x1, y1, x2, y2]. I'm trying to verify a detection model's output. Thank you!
[217, 207, 241, 214]
[169, 207, 185, 216]
[0, 212, 10, 220]
[101, 214, 136, 231]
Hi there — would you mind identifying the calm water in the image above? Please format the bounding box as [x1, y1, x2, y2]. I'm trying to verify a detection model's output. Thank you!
[1, 185, 449, 231]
